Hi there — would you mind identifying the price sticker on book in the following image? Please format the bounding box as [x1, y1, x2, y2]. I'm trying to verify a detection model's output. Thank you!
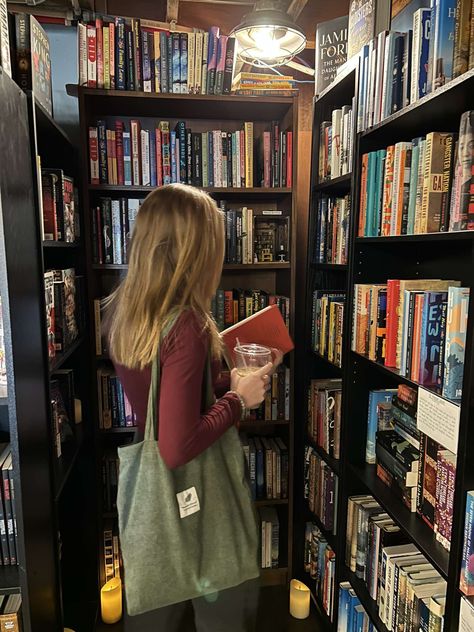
[417, 387, 460, 455]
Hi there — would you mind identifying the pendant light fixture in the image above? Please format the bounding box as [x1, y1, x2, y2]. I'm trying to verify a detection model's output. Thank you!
[232, 0, 307, 68]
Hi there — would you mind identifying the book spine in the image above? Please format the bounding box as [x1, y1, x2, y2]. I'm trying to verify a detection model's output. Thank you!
[160, 32, 168, 93]
[130, 120, 141, 186]
[89, 127, 100, 185]
[115, 122, 124, 185]
[103, 24, 110, 90]
[180, 33, 188, 94]
[141, 29, 151, 92]
[126, 27, 135, 91]
[115, 18, 125, 90]
[78, 22, 88, 86]
[96, 19, 104, 89]
[131, 18, 142, 90]
[244, 122, 254, 188]
[172, 32, 181, 93]
[87, 24, 97, 88]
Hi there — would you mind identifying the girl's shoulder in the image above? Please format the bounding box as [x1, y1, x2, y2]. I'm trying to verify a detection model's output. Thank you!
[162, 309, 208, 355]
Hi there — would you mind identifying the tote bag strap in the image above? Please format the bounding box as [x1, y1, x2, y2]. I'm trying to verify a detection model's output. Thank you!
[144, 311, 214, 442]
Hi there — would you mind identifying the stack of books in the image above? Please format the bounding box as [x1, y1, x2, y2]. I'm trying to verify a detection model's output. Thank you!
[356, 10, 474, 132]
[318, 105, 354, 181]
[0, 594, 22, 632]
[352, 281, 470, 400]
[231, 72, 297, 96]
[211, 290, 290, 332]
[304, 523, 336, 620]
[96, 369, 137, 430]
[338, 583, 375, 631]
[258, 507, 280, 569]
[79, 19, 237, 95]
[41, 169, 78, 242]
[358, 112, 474, 236]
[304, 446, 338, 532]
[364, 384, 457, 550]
[0, 445, 18, 567]
[346, 496, 447, 630]
[241, 434, 289, 501]
[88, 118, 293, 189]
[307, 378, 342, 460]
[314, 194, 351, 265]
[311, 290, 345, 366]
[44, 269, 83, 360]
[103, 519, 121, 583]
[102, 450, 119, 513]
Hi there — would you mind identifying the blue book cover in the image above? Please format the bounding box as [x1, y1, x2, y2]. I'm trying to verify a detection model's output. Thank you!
[170, 130, 177, 183]
[126, 28, 135, 91]
[354, 605, 365, 632]
[206, 26, 219, 94]
[167, 34, 173, 95]
[418, 9, 431, 98]
[366, 388, 396, 464]
[337, 582, 351, 632]
[418, 291, 448, 387]
[149, 129, 157, 187]
[383, 33, 397, 118]
[115, 17, 126, 90]
[443, 286, 470, 400]
[180, 33, 188, 94]
[365, 152, 377, 236]
[347, 590, 360, 632]
[460, 491, 474, 595]
[432, 0, 456, 89]
[374, 149, 387, 235]
[123, 132, 132, 186]
[141, 30, 151, 91]
[160, 32, 168, 93]
[419, 598, 431, 632]
[172, 32, 181, 93]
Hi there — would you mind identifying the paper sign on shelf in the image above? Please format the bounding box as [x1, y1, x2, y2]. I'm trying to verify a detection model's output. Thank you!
[460, 597, 474, 632]
[417, 387, 461, 455]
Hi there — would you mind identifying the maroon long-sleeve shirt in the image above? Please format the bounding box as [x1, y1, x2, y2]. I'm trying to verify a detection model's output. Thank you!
[113, 310, 241, 469]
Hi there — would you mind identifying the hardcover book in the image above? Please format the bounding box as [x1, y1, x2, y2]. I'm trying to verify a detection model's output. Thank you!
[314, 16, 348, 95]
[0, 0, 11, 77]
[14, 14, 52, 115]
[443, 286, 470, 400]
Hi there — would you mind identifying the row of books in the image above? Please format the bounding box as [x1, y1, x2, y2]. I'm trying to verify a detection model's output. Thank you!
[89, 118, 293, 189]
[258, 507, 280, 569]
[338, 583, 375, 632]
[346, 496, 447, 631]
[92, 197, 139, 265]
[318, 104, 354, 181]
[358, 112, 474, 236]
[307, 378, 342, 460]
[352, 281, 470, 400]
[103, 519, 121, 583]
[79, 18, 237, 95]
[365, 384, 456, 551]
[311, 291, 345, 367]
[102, 452, 119, 513]
[211, 290, 290, 333]
[219, 205, 290, 265]
[44, 269, 84, 360]
[241, 434, 289, 501]
[304, 523, 336, 620]
[313, 195, 350, 265]
[50, 368, 78, 459]
[304, 446, 338, 533]
[356, 2, 474, 133]
[41, 169, 78, 243]
[0, 445, 17, 566]
[97, 369, 137, 430]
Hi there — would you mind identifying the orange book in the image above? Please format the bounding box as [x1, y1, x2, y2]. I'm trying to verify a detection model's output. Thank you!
[410, 293, 425, 381]
[382, 145, 395, 236]
[221, 305, 294, 364]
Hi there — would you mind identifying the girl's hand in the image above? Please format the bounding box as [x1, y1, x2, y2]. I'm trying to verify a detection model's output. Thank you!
[271, 348, 284, 372]
[230, 362, 273, 409]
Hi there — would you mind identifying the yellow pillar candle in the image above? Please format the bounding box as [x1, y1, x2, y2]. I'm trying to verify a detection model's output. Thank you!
[289, 579, 310, 619]
[101, 577, 123, 624]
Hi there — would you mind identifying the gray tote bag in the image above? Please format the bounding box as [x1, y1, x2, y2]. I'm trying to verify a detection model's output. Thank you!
[116, 322, 260, 616]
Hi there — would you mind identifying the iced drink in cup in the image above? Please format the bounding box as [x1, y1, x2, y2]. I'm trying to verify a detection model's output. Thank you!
[234, 343, 272, 376]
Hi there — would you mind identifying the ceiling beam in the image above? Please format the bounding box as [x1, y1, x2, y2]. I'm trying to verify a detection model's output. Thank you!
[286, 0, 308, 20]
[166, 0, 180, 22]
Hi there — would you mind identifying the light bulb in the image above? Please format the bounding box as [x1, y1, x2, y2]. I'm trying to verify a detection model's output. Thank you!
[249, 27, 282, 60]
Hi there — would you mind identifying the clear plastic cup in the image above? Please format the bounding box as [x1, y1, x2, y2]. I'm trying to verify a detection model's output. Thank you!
[234, 343, 272, 377]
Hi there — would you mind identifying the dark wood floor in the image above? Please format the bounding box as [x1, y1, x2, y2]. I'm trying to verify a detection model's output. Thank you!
[91, 586, 322, 632]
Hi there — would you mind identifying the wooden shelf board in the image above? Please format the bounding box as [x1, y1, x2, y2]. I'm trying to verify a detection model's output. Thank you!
[54, 425, 85, 501]
[0, 566, 20, 594]
[240, 419, 290, 427]
[343, 568, 388, 632]
[314, 173, 352, 192]
[315, 58, 358, 103]
[349, 463, 450, 577]
[99, 427, 137, 435]
[254, 498, 289, 507]
[356, 231, 474, 244]
[43, 241, 81, 249]
[311, 262, 348, 271]
[307, 439, 340, 475]
[309, 587, 334, 632]
[88, 184, 292, 195]
[260, 566, 288, 586]
[312, 351, 342, 372]
[49, 337, 85, 373]
[93, 263, 291, 271]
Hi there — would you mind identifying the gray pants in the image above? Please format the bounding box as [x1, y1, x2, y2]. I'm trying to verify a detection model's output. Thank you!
[124, 578, 260, 632]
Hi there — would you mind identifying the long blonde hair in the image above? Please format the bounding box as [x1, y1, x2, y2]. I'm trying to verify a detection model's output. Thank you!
[103, 184, 225, 369]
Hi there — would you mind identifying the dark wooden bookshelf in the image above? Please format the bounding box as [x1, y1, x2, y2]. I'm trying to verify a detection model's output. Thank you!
[0, 567, 21, 595]
[299, 57, 474, 632]
[309, 588, 334, 632]
[70, 83, 298, 602]
[314, 173, 352, 193]
[306, 439, 340, 476]
[312, 352, 343, 372]
[312, 263, 348, 271]
[49, 336, 86, 373]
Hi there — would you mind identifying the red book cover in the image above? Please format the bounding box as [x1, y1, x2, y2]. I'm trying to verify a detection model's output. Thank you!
[240, 130, 245, 187]
[115, 121, 124, 185]
[109, 21, 115, 89]
[385, 279, 400, 367]
[89, 127, 99, 184]
[286, 130, 293, 188]
[263, 131, 271, 188]
[111, 130, 118, 185]
[155, 128, 163, 186]
[224, 290, 234, 326]
[221, 304, 294, 364]
[96, 18, 104, 89]
[87, 24, 97, 88]
[41, 173, 58, 240]
[410, 293, 424, 381]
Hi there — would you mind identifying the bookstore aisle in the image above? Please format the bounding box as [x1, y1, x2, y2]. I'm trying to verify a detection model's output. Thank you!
[1, 0, 474, 630]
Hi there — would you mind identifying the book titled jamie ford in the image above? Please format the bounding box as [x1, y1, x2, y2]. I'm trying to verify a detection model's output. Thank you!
[314, 16, 348, 96]
[14, 14, 52, 115]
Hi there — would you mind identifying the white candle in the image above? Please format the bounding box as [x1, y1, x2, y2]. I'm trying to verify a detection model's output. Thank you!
[101, 577, 122, 624]
[289, 579, 311, 619]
